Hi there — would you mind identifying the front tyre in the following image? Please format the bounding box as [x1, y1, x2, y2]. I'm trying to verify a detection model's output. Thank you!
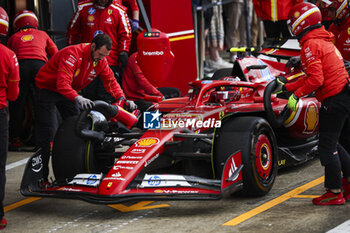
[213, 117, 278, 196]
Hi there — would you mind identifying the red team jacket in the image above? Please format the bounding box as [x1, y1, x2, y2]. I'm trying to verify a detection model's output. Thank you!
[328, 17, 350, 61]
[67, 0, 131, 66]
[0, 44, 20, 108]
[35, 43, 124, 101]
[253, 0, 302, 21]
[122, 53, 163, 100]
[7, 28, 58, 62]
[285, 27, 349, 102]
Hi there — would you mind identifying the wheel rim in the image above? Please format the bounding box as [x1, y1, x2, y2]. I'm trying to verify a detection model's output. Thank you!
[255, 134, 272, 180]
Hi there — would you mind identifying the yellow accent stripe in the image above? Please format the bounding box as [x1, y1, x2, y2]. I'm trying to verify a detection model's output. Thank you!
[4, 197, 41, 212]
[286, 72, 304, 81]
[222, 176, 324, 226]
[271, 0, 277, 22]
[169, 35, 194, 42]
[293, 194, 320, 198]
[109, 201, 170, 212]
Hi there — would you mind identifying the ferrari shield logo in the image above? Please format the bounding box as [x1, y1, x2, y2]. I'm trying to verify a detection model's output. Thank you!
[108, 9, 112, 15]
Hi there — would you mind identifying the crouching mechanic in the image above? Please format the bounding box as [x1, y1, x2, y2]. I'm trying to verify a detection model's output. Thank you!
[35, 34, 135, 182]
[276, 2, 350, 205]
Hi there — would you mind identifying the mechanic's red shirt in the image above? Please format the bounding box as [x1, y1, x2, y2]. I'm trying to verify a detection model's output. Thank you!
[114, 0, 138, 13]
[0, 44, 20, 108]
[35, 43, 125, 101]
[328, 17, 350, 61]
[253, 0, 302, 21]
[7, 28, 58, 62]
[122, 53, 163, 100]
[67, 0, 131, 66]
[285, 26, 349, 102]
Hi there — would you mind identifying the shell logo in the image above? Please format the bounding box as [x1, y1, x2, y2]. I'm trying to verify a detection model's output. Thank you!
[87, 15, 94, 22]
[21, 35, 33, 42]
[294, 11, 300, 18]
[135, 137, 160, 147]
[74, 69, 80, 77]
[303, 102, 318, 133]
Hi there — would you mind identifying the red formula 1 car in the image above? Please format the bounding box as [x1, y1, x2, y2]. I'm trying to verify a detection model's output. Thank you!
[21, 39, 321, 203]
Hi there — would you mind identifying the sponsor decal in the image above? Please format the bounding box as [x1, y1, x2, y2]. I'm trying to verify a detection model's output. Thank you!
[303, 102, 318, 133]
[116, 160, 139, 164]
[31, 154, 43, 173]
[88, 7, 96, 15]
[105, 17, 112, 24]
[59, 187, 82, 192]
[94, 30, 103, 37]
[144, 153, 159, 167]
[131, 148, 146, 154]
[142, 174, 191, 187]
[74, 69, 80, 77]
[108, 9, 112, 15]
[68, 173, 101, 187]
[123, 156, 143, 159]
[113, 165, 134, 170]
[142, 51, 164, 56]
[107, 182, 113, 188]
[201, 80, 213, 84]
[143, 110, 161, 129]
[135, 137, 160, 147]
[87, 15, 94, 22]
[147, 176, 161, 186]
[104, 177, 125, 181]
[154, 189, 199, 194]
[112, 172, 121, 177]
[278, 159, 286, 166]
[228, 158, 239, 181]
[87, 174, 98, 185]
[21, 35, 33, 42]
[219, 111, 225, 119]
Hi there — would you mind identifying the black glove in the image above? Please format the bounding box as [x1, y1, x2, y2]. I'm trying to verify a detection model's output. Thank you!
[118, 52, 128, 70]
[285, 56, 301, 70]
[273, 76, 287, 94]
[75, 95, 95, 110]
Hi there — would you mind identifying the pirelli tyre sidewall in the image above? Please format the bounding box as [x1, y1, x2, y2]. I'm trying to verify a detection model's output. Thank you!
[213, 116, 278, 196]
[52, 115, 95, 182]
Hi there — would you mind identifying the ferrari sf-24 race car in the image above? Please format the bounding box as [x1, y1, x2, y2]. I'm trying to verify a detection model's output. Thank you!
[21, 40, 322, 204]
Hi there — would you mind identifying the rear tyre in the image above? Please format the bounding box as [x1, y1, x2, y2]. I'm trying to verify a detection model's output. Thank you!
[210, 68, 233, 80]
[213, 117, 278, 196]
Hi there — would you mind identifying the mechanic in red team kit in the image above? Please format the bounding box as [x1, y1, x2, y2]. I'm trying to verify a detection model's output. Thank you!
[67, 0, 132, 103]
[328, 0, 350, 61]
[7, 10, 58, 150]
[277, 2, 350, 205]
[35, 34, 135, 183]
[122, 52, 164, 111]
[0, 7, 20, 230]
[114, 0, 139, 32]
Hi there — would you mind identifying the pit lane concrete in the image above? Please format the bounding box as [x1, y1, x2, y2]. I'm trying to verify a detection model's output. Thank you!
[4, 150, 350, 233]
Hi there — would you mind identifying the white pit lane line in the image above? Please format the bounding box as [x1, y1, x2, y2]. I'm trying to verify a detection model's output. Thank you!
[326, 220, 350, 233]
[6, 157, 29, 171]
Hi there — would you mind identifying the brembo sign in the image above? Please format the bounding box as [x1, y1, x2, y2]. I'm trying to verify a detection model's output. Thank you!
[142, 51, 164, 56]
